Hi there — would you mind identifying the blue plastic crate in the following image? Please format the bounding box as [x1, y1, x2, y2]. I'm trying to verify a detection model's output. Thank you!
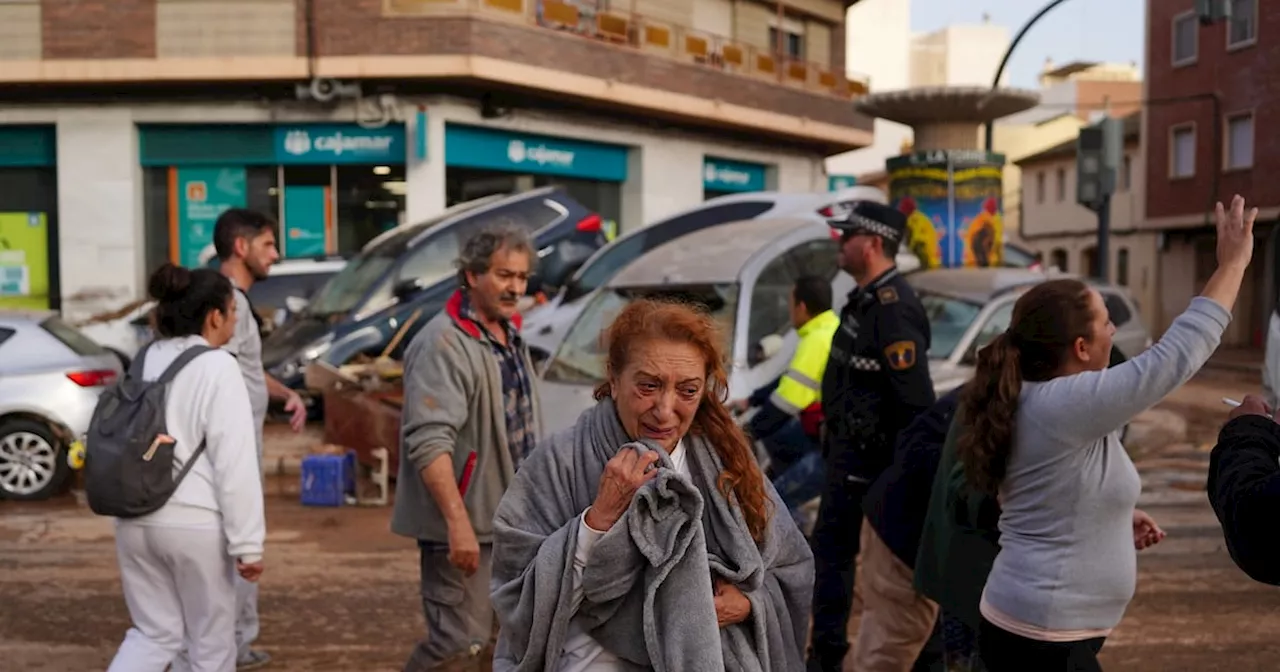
[300, 451, 357, 507]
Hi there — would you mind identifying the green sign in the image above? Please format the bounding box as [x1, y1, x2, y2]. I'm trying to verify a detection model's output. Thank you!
[0, 212, 50, 309]
[828, 174, 858, 191]
[282, 186, 327, 258]
[176, 167, 246, 267]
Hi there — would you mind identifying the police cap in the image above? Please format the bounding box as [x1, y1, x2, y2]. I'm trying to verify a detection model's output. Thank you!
[820, 200, 907, 243]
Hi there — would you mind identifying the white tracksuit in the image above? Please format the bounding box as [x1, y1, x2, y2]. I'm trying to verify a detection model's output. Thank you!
[107, 335, 266, 672]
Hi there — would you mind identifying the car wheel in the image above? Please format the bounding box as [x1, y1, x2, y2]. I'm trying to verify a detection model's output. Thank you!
[0, 418, 71, 501]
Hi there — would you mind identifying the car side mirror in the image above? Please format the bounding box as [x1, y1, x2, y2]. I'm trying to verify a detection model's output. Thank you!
[392, 278, 421, 301]
[285, 296, 309, 315]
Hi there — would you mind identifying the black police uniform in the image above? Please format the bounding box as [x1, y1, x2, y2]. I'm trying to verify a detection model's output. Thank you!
[807, 201, 937, 672]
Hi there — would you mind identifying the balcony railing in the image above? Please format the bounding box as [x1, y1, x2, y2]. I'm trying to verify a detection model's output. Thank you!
[384, 0, 871, 99]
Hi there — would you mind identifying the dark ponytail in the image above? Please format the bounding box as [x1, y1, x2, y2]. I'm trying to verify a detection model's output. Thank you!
[148, 263, 234, 339]
[957, 332, 1022, 495]
[956, 278, 1096, 494]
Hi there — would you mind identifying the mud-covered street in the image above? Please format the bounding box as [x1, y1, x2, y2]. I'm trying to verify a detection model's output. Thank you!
[3, 370, 1280, 671]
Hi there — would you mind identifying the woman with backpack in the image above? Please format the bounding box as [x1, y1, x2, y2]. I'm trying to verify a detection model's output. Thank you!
[105, 264, 266, 672]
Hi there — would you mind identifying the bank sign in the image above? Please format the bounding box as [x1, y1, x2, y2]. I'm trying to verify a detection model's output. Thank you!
[703, 157, 767, 193]
[444, 124, 629, 182]
[273, 124, 406, 165]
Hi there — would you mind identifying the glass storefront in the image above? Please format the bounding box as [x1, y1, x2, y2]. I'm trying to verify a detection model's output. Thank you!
[702, 156, 769, 201]
[0, 126, 59, 310]
[443, 123, 628, 231]
[139, 123, 407, 270]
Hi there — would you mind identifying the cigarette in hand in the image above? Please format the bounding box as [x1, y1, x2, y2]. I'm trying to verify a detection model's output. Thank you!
[1222, 397, 1242, 408]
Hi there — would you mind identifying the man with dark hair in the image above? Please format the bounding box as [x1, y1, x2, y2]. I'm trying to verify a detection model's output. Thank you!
[192, 207, 305, 670]
[731, 274, 839, 523]
[808, 200, 936, 672]
[391, 225, 543, 671]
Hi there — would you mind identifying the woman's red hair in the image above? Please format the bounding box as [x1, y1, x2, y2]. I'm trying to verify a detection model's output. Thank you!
[593, 298, 773, 542]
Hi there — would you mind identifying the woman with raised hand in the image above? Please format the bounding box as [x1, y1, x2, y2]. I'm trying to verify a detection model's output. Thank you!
[959, 196, 1255, 671]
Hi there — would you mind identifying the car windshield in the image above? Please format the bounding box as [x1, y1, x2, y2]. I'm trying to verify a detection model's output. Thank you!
[543, 283, 740, 385]
[304, 199, 497, 318]
[918, 291, 984, 360]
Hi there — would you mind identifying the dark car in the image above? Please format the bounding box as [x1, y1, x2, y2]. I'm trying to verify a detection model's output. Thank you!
[263, 186, 603, 411]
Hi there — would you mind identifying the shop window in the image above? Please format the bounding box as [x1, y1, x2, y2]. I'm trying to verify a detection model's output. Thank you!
[336, 165, 406, 256]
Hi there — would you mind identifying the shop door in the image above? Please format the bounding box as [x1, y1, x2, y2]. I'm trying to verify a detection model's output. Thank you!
[0, 168, 58, 310]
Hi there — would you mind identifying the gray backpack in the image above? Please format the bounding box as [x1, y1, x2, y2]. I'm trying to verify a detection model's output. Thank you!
[84, 343, 213, 518]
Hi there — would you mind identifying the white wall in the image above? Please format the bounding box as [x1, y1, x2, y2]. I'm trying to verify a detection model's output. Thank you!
[825, 0, 912, 177]
[938, 25, 1010, 88]
[55, 111, 145, 322]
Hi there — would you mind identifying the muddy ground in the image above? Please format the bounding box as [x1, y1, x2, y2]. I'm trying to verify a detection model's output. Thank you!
[3, 371, 1279, 671]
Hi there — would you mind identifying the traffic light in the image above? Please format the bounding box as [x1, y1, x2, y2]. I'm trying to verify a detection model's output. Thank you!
[1075, 117, 1124, 212]
[1196, 0, 1231, 24]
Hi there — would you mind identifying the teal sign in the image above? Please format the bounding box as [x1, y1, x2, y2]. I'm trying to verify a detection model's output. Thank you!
[444, 124, 629, 182]
[274, 124, 406, 165]
[0, 126, 56, 167]
[282, 186, 327, 258]
[176, 167, 246, 268]
[703, 157, 767, 192]
[828, 174, 858, 191]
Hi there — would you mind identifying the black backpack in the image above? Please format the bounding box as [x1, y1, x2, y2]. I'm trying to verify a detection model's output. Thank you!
[84, 343, 214, 518]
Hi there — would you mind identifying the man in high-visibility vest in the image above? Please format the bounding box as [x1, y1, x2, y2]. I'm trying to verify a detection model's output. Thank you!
[732, 275, 840, 519]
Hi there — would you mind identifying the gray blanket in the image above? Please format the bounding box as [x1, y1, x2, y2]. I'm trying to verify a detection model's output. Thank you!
[490, 399, 814, 672]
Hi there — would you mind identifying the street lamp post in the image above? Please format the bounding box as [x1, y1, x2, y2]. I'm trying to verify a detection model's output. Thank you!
[983, 0, 1072, 152]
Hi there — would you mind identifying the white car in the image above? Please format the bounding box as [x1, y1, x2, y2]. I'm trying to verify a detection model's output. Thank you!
[537, 215, 855, 435]
[77, 256, 348, 366]
[522, 186, 893, 361]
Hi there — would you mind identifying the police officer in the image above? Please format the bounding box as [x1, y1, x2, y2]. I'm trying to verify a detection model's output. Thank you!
[807, 200, 937, 672]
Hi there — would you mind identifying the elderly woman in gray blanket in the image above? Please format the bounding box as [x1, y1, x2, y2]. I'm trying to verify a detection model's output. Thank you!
[490, 298, 815, 672]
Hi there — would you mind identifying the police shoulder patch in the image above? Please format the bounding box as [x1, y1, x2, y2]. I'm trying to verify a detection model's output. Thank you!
[877, 286, 899, 305]
[884, 340, 917, 371]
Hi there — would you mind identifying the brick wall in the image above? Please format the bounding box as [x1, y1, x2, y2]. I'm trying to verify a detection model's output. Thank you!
[303, 0, 871, 132]
[42, 0, 155, 59]
[1145, 0, 1280, 222]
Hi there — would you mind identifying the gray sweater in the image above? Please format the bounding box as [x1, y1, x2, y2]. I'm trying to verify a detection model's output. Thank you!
[982, 297, 1230, 632]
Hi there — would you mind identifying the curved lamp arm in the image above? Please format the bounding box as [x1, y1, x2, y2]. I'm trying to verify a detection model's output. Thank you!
[984, 0, 1073, 151]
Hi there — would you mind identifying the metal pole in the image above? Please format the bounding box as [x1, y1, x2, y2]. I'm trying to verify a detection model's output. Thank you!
[983, 0, 1072, 152]
[1096, 193, 1110, 283]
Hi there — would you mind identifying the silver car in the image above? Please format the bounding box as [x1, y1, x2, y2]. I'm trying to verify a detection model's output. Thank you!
[537, 216, 855, 435]
[0, 311, 123, 500]
[908, 268, 1153, 395]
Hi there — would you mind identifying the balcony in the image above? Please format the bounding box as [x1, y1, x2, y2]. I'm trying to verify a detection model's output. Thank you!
[0, 0, 873, 152]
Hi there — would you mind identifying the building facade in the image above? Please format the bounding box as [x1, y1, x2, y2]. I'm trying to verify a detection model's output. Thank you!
[1144, 0, 1269, 346]
[0, 0, 872, 319]
[1014, 113, 1162, 334]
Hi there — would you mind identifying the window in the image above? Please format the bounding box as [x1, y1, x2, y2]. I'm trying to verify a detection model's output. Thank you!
[1226, 113, 1254, 170]
[566, 201, 774, 301]
[1228, 0, 1256, 48]
[487, 198, 566, 235]
[1055, 168, 1066, 202]
[785, 239, 840, 282]
[1171, 125, 1196, 178]
[1121, 155, 1132, 190]
[41, 317, 108, 356]
[747, 253, 798, 352]
[0, 327, 13, 349]
[963, 301, 1015, 364]
[543, 284, 739, 384]
[1036, 171, 1046, 204]
[1172, 12, 1198, 65]
[1083, 246, 1101, 278]
[918, 292, 983, 360]
[1116, 248, 1130, 287]
[1050, 248, 1068, 272]
[1102, 292, 1133, 327]
[768, 27, 804, 59]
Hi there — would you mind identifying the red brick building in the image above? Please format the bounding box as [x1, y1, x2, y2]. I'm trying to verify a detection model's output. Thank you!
[1143, 0, 1269, 346]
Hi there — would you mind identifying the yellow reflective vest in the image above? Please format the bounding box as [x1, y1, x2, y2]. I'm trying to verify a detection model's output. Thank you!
[768, 309, 840, 416]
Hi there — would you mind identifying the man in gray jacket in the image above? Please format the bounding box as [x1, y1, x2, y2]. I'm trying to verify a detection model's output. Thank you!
[391, 224, 543, 672]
